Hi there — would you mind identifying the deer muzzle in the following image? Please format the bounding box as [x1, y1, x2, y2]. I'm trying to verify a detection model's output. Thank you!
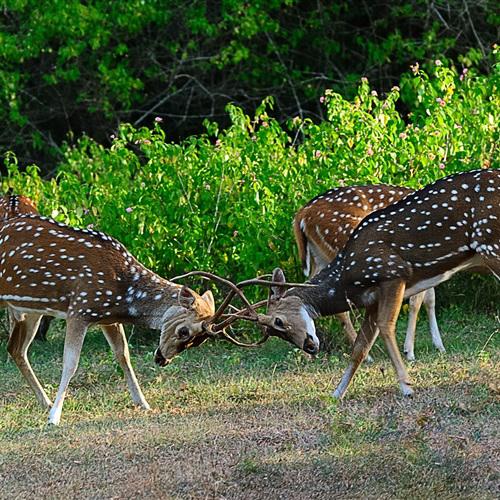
[154, 348, 171, 367]
[303, 335, 319, 355]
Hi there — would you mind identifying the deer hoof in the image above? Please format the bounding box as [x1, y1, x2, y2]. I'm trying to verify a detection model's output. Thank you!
[405, 351, 416, 362]
[400, 383, 414, 397]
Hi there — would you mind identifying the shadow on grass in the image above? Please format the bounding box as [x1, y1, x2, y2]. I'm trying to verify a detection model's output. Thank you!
[1, 386, 497, 499]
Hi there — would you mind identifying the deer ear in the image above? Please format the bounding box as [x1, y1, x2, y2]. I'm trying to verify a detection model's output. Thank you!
[178, 286, 196, 308]
[201, 290, 215, 314]
[269, 267, 287, 301]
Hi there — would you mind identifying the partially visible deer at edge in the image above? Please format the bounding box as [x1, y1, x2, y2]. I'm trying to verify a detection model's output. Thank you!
[251, 169, 499, 398]
[0, 214, 215, 425]
[0, 194, 52, 341]
[293, 184, 445, 360]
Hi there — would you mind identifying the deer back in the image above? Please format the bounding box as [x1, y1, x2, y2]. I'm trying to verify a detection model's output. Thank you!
[293, 185, 413, 276]
[0, 215, 185, 324]
[306, 168, 500, 313]
[0, 214, 218, 363]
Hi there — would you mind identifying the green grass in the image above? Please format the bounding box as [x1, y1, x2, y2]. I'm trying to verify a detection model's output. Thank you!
[0, 306, 498, 499]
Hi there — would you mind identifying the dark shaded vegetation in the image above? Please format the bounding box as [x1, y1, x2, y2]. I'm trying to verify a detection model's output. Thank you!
[0, 0, 498, 169]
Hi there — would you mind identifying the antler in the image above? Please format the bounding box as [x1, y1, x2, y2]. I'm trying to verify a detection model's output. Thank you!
[171, 271, 318, 348]
[217, 327, 270, 347]
[236, 276, 317, 289]
[171, 271, 269, 347]
[171, 270, 257, 322]
[209, 275, 318, 345]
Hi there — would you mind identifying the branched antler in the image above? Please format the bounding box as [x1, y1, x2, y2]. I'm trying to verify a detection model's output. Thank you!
[171, 271, 318, 348]
[171, 271, 268, 347]
[236, 276, 317, 289]
[217, 327, 270, 347]
[171, 271, 256, 321]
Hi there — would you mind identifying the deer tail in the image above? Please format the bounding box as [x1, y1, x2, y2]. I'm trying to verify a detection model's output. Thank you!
[293, 215, 311, 277]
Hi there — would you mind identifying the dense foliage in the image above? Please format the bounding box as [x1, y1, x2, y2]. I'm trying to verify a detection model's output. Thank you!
[3, 59, 498, 287]
[0, 0, 497, 167]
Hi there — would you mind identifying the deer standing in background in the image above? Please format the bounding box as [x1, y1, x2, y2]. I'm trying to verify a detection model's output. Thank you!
[0, 194, 52, 340]
[252, 169, 499, 398]
[293, 184, 445, 360]
[0, 194, 38, 220]
[1, 214, 215, 425]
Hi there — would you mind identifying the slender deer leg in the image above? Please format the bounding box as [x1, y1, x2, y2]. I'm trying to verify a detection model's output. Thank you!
[422, 288, 445, 353]
[8, 309, 16, 337]
[377, 280, 413, 397]
[48, 318, 89, 426]
[336, 312, 357, 345]
[35, 316, 53, 341]
[404, 292, 424, 361]
[480, 255, 500, 281]
[488, 261, 500, 280]
[336, 311, 374, 363]
[7, 313, 52, 409]
[101, 323, 150, 410]
[332, 305, 378, 399]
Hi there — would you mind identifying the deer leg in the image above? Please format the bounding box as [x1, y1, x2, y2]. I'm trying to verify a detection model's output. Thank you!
[48, 318, 88, 425]
[336, 311, 374, 363]
[332, 305, 378, 399]
[7, 313, 52, 410]
[101, 323, 150, 410]
[35, 316, 53, 341]
[404, 292, 424, 361]
[336, 312, 357, 345]
[8, 308, 16, 336]
[422, 288, 445, 353]
[481, 255, 500, 281]
[377, 280, 414, 397]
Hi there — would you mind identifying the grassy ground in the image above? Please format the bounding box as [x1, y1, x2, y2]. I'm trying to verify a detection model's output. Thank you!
[0, 306, 498, 499]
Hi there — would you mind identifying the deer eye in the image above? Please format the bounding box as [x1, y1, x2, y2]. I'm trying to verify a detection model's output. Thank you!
[274, 318, 284, 328]
[177, 327, 190, 339]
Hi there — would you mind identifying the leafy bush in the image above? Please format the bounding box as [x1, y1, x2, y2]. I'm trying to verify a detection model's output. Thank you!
[0, 0, 497, 168]
[2, 59, 498, 289]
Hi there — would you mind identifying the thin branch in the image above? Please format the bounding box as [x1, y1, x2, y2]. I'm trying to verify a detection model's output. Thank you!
[264, 31, 304, 121]
[462, 0, 486, 57]
[206, 162, 225, 256]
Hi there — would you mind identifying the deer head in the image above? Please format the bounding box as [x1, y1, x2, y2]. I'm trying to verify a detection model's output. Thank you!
[154, 287, 215, 366]
[253, 269, 320, 355]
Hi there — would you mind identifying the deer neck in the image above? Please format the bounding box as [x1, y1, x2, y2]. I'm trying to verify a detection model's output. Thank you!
[288, 255, 354, 318]
[120, 271, 183, 329]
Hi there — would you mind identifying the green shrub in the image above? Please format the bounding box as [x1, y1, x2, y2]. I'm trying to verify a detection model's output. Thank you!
[2, 59, 498, 290]
[0, 0, 497, 167]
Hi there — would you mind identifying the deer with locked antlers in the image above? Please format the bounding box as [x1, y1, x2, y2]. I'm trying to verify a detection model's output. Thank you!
[152, 271, 320, 363]
[294, 184, 445, 360]
[1, 214, 216, 425]
[240, 168, 499, 398]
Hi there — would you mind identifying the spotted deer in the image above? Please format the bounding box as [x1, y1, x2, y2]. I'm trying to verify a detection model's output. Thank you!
[250, 169, 499, 398]
[1, 214, 215, 425]
[0, 194, 52, 341]
[0, 194, 38, 219]
[294, 184, 445, 360]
